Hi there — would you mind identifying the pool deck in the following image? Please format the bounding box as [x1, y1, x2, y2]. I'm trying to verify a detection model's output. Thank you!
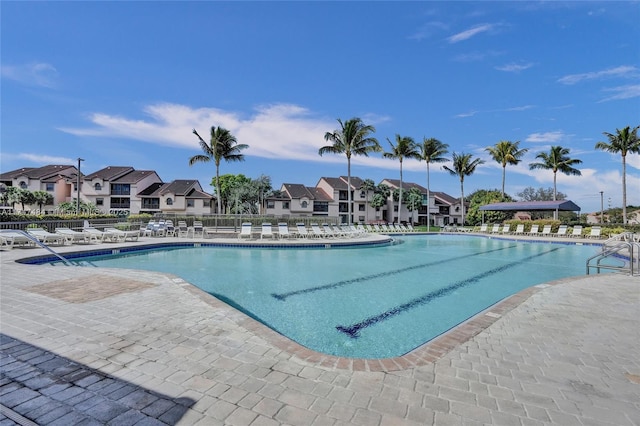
[1, 233, 639, 425]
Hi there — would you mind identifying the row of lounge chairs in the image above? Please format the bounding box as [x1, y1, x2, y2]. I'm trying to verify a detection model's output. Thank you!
[238, 223, 369, 240]
[476, 223, 602, 239]
[1, 225, 141, 250]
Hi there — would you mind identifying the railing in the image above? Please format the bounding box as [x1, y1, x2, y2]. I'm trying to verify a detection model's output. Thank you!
[0, 230, 72, 266]
[586, 232, 639, 276]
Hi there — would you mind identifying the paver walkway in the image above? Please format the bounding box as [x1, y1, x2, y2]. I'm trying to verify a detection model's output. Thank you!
[1, 238, 639, 425]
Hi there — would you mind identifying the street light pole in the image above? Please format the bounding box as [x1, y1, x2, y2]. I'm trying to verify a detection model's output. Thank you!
[599, 191, 604, 224]
[77, 158, 84, 215]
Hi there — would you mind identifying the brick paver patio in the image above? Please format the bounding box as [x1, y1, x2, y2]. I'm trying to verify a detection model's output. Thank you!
[1, 236, 639, 425]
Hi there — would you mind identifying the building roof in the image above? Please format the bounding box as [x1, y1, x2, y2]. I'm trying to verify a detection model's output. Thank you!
[308, 187, 333, 201]
[283, 183, 315, 199]
[380, 179, 428, 193]
[158, 180, 203, 196]
[83, 166, 134, 181]
[432, 191, 458, 205]
[0, 165, 77, 181]
[318, 177, 348, 190]
[112, 170, 159, 184]
[479, 200, 581, 212]
[137, 182, 165, 197]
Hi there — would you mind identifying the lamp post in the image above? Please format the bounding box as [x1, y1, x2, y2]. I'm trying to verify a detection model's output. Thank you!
[77, 158, 84, 215]
[599, 191, 604, 224]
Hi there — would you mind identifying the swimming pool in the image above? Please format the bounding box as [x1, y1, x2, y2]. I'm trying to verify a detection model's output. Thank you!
[56, 235, 603, 358]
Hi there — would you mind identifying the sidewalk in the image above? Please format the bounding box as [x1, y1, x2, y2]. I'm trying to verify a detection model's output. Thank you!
[1, 238, 639, 425]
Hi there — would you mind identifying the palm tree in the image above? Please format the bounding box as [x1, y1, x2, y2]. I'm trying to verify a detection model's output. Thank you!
[529, 146, 582, 219]
[190, 126, 248, 215]
[595, 125, 640, 225]
[383, 135, 420, 224]
[443, 152, 485, 225]
[419, 137, 449, 228]
[319, 118, 381, 224]
[485, 140, 528, 198]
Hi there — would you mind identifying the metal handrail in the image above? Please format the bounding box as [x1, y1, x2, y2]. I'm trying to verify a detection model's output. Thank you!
[1, 230, 72, 266]
[587, 240, 638, 276]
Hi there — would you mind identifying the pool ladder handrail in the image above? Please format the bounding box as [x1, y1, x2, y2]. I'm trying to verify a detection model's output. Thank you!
[586, 232, 639, 276]
[1, 229, 73, 266]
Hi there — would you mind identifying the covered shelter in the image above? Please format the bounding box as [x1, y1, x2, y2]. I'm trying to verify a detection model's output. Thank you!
[479, 200, 581, 222]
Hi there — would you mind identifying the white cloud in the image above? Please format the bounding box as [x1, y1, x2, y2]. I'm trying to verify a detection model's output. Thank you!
[598, 84, 640, 102]
[1, 153, 74, 164]
[1, 62, 59, 88]
[557, 65, 638, 85]
[447, 23, 495, 43]
[59, 102, 343, 161]
[408, 21, 448, 41]
[495, 62, 534, 73]
[525, 131, 565, 143]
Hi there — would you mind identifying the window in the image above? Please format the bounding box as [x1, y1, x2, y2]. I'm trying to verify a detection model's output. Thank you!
[142, 198, 159, 209]
[203, 200, 211, 207]
[110, 197, 130, 208]
[267, 201, 275, 209]
[96, 198, 104, 206]
[394, 206, 398, 212]
[283, 201, 290, 209]
[187, 199, 194, 207]
[94, 183, 102, 191]
[358, 204, 365, 211]
[360, 191, 366, 198]
[110, 183, 130, 195]
[166, 198, 173, 206]
[313, 201, 328, 212]
[359, 216, 365, 222]
[45, 183, 54, 191]
[19, 181, 27, 189]
[301, 201, 308, 208]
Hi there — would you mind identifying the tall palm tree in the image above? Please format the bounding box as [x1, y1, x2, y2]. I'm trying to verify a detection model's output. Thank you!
[190, 126, 248, 214]
[595, 125, 640, 225]
[319, 118, 381, 224]
[419, 137, 449, 228]
[383, 135, 420, 224]
[529, 146, 582, 219]
[485, 140, 528, 198]
[443, 152, 485, 225]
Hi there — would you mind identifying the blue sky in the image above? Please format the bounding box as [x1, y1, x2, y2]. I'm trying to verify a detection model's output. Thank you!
[2, 1, 639, 214]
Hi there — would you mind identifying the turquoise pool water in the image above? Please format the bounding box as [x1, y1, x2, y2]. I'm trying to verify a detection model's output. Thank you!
[64, 235, 603, 358]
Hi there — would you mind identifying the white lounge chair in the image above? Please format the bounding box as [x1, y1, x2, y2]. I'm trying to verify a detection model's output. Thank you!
[477, 224, 488, 233]
[512, 224, 525, 235]
[83, 226, 111, 243]
[554, 225, 568, 237]
[541, 225, 552, 236]
[0, 231, 35, 250]
[260, 223, 275, 239]
[322, 224, 338, 238]
[192, 221, 204, 238]
[295, 223, 310, 238]
[176, 221, 190, 238]
[588, 226, 602, 239]
[570, 225, 583, 238]
[238, 222, 253, 239]
[490, 224, 501, 234]
[56, 227, 90, 244]
[27, 228, 68, 246]
[277, 223, 292, 239]
[104, 227, 140, 242]
[527, 224, 540, 236]
[366, 224, 375, 233]
[373, 224, 382, 232]
[501, 224, 511, 234]
[310, 223, 326, 238]
[164, 220, 176, 237]
[407, 224, 417, 232]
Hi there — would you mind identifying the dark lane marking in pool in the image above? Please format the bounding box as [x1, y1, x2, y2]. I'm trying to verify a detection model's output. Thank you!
[335, 247, 561, 338]
[271, 245, 515, 301]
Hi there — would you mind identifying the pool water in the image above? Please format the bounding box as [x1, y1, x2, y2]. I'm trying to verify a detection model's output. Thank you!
[70, 235, 603, 358]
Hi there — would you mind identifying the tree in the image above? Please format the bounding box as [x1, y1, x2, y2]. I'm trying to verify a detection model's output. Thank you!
[32, 190, 54, 212]
[517, 186, 566, 202]
[485, 140, 528, 198]
[383, 134, 420, 224]
[5, 187, 22, 210]
[190, 126, 248, 215]
[595, 125, 640, 225]
[18, 190, 35, 212]
[370, 184, 391, 220]
[529, 146, 581, 219]
[319, 118, 381, 224]
[216, 174, 252, 214]
[443, 152, 485, 225]
[465, 189, 516, 225]
[418, 137, 449, 228]
[405, 188, 423, 214]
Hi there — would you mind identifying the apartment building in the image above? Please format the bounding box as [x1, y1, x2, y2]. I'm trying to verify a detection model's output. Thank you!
[1, 165, 214, 216]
